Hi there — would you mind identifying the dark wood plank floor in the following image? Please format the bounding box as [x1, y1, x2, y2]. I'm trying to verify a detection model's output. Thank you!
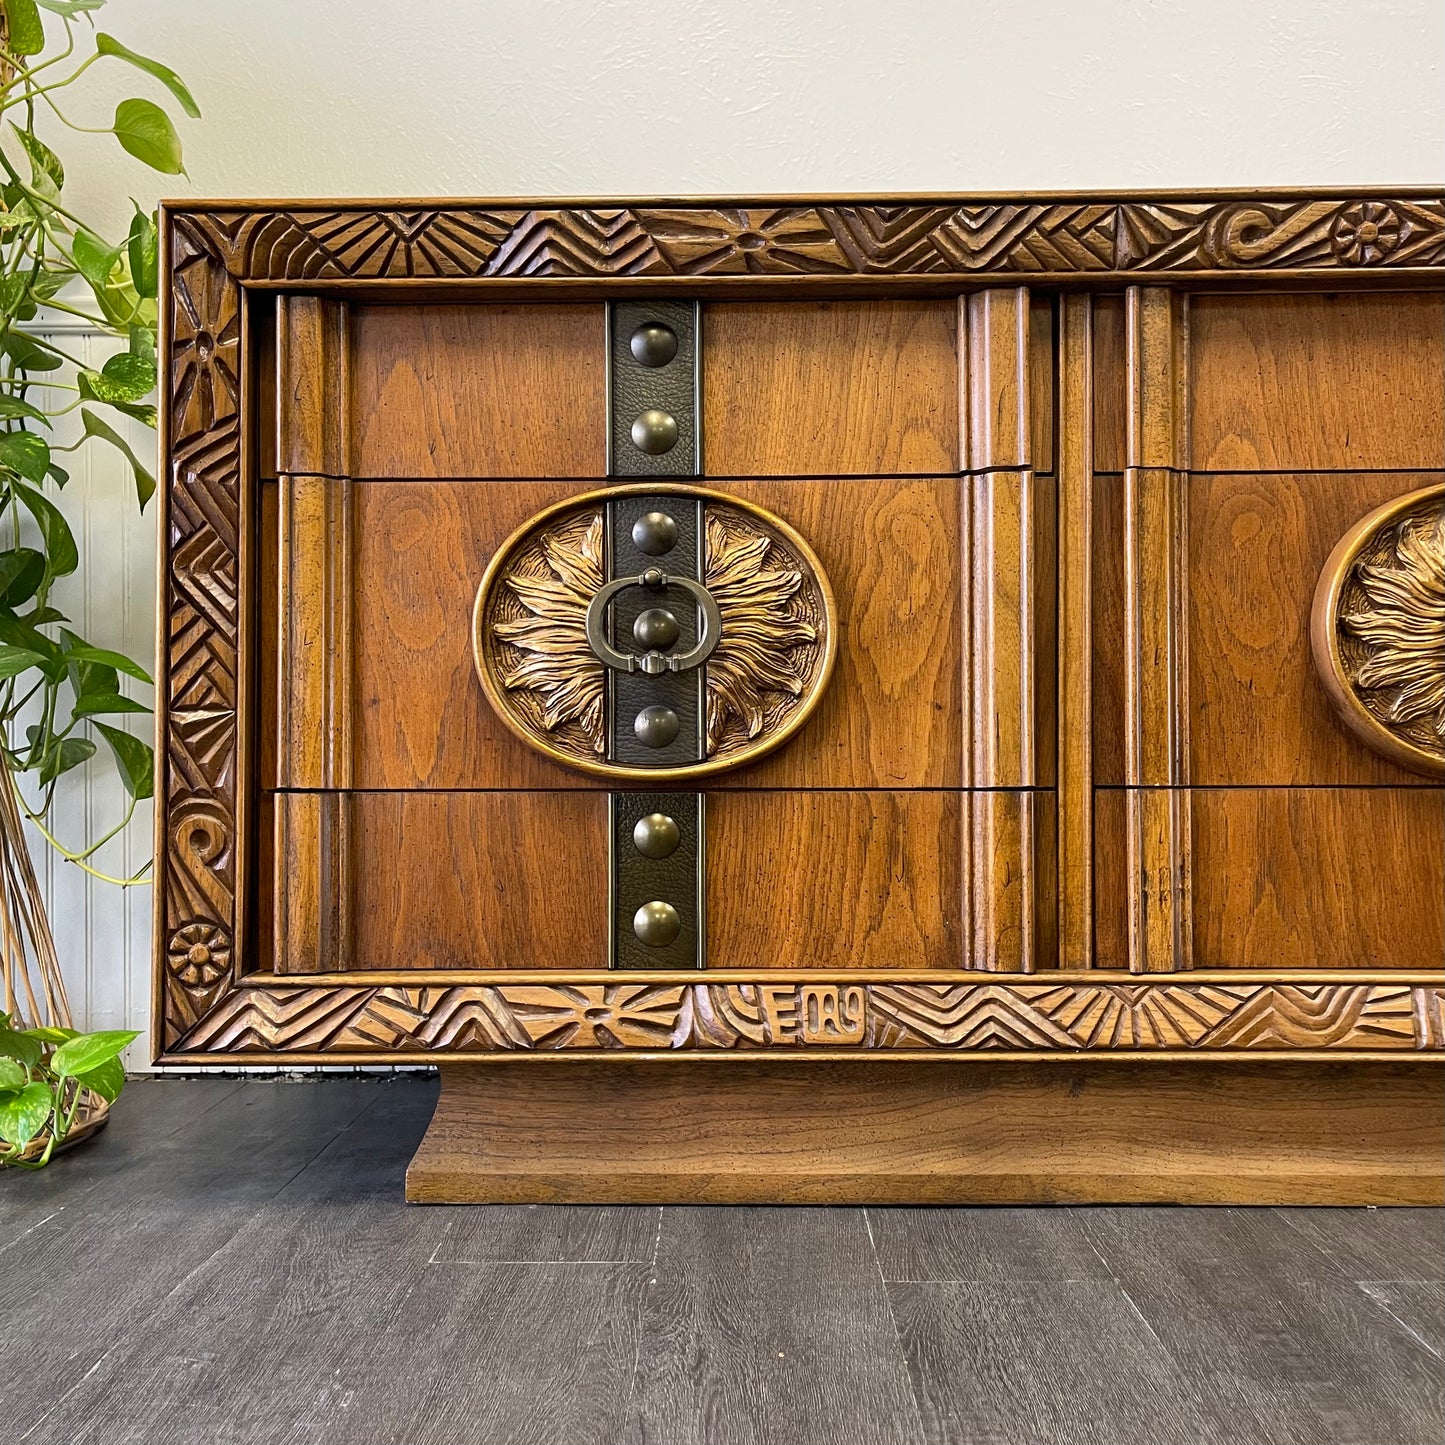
[1, 1078, 1440, 1445]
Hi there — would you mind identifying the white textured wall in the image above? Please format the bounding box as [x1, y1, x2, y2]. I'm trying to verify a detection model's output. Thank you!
[25, 325, 155, 1070]
[57, 0, 1445, 236]
[30, 0, 1444, 1062]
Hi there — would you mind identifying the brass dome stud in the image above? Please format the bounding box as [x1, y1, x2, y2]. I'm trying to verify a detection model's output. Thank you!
[630, 409, 679, 456]
[632, 813, 681, 859]
[629, 322, 678, 368]
[633, 900, 681, 947]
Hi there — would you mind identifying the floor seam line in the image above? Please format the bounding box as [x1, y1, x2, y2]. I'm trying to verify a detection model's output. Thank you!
[864, 1208, 932, 1445]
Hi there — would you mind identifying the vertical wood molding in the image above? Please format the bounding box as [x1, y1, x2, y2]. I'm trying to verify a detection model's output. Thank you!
[273, 793, 353, 973]
[1123, 287, 1193, 972]
[959, 289, 1048, 970]
[1056, 293, 1094, 967]
[961, 288, 1037, 787]
[276, 475, 355, 789]
[276, 296, 351, 475]
[962, 792, 1056, 973]
[963, 287, 1030, 470]
[274, 280, 356, 791]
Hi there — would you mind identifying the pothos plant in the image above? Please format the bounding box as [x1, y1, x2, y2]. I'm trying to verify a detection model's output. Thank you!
[0, 0, 196, 1165]
[0, 1011, 135, 1165]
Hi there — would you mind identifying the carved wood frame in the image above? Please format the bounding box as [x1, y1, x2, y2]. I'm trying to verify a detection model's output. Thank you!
[154, 190, 1445, 1065]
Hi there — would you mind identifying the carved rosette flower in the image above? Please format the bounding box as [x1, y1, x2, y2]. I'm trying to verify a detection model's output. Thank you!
[166, 922, 231, 989]
[491, 512, 608, 755]
[1339, 502, 1445, 753]
[703, 511, 824, 758]
[170, 229, 242, 437]
[1330, 201, 1403, 265]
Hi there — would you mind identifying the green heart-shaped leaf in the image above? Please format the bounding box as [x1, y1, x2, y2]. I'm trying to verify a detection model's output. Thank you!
[94, 722, 153, 799]
[62, 638, 153, 684]
[0, 1024, 42, 1068]
[0, 430, 52, 484]
[3, 0, 45, 55]
[76, 1055, 126, 1104]
[97, 34, 201, 118]
[0, 1081, 54, 1149]
[50, 1030, 139, 1079]
[0, 643, 46, 678]
[13, 480, 78, 576]
[81, 410, 156, 507]
[112, 98, 185, 175]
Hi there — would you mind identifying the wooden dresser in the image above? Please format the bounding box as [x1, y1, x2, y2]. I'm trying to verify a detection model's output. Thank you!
[154, 192, 1445, 1203]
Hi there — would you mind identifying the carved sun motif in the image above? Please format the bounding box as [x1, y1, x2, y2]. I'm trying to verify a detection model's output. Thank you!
[493, 513, 608, 754]
[703, 512, 821, 756]
[485, 500, 829, 770]
[1339, 502, 1445, 750]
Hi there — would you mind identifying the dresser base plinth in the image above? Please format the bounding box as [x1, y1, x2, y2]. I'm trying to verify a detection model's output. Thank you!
[404, 1060, 1443, 1205]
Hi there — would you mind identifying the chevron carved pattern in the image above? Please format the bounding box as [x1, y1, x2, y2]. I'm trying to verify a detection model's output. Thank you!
[159, 218, 244, 1046]
[172, 195, 1444, 282]
[170, 980, 1443, 1058]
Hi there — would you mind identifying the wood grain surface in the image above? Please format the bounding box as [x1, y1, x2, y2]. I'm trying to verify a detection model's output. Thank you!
[1189, 293, 1445, 472]
[347, 304, 607, 477]
[1097, 470, 1444, 785]
[1095, 787, 1445, 970]
[701, 300, 959, 475]
[1189, 471, 1444, 785]
[264, 791, 609, 971]
[276, 295, 350, 475]
[706, 477, 965, 788]
[635, 1208, 925, 1444]
[405, 1060, 1445, 1204]
[1122, 289, 1193, 971]
[349, 479, 597, 790]
[1093, 293, 1125, 473]
[275, 474, 354, 789]
[302, 477, 976, 791]
[1056, 294, 1094, 966]
[704, 791, 965, 971]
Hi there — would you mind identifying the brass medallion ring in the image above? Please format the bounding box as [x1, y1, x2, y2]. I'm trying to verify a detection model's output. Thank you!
[1309, 482, 1445, 779]
[472, 483, 838, 782]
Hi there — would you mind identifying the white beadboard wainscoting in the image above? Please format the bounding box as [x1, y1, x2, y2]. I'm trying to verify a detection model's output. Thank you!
[25, 320, 156, 1071]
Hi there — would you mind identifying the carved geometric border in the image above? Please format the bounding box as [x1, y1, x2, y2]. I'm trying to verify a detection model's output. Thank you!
[166, 194, 1445, 283]
[161, 980, 1445, 1062]
[155, 191, 1445, 1058]
[156, 212, 245, 1047]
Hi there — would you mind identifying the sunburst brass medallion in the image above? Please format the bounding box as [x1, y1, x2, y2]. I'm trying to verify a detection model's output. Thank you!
[1310, 483, 1444, 778]
[473, 485, 836, 780]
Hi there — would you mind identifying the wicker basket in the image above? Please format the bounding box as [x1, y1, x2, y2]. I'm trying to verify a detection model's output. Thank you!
[10, 1086, 111, 1164]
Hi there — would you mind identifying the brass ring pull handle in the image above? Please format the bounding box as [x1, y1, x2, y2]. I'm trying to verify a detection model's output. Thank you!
[474, 483, 836, 782]
[584, 567, 724, 676]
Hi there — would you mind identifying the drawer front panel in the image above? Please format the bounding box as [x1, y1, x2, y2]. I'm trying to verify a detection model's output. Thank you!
[263, 476, 987, 791]
[260, 790, 1053, 974]
[1094, 787, 1445, 970]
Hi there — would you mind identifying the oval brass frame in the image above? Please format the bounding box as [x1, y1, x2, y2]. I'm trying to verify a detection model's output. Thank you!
[1308, 482, 1445, 780]
[472, 483, 839, 782]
